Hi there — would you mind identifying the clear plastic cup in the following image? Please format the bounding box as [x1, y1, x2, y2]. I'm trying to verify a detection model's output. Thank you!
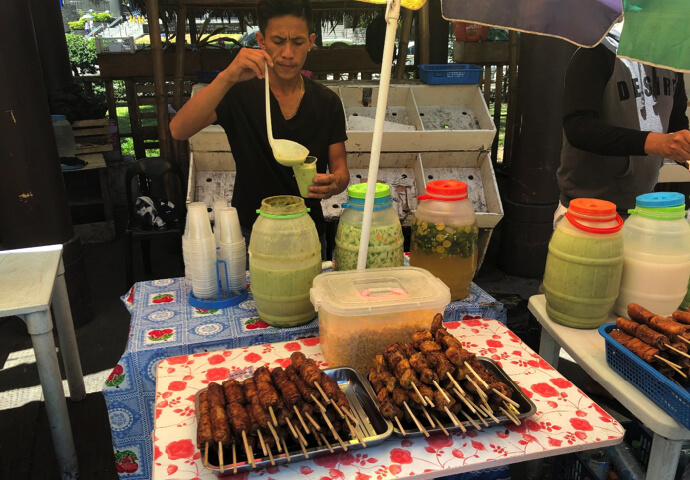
[219, 207, 243, 244]
[186, 203, 214, 240]
[292, 156, 317, 198]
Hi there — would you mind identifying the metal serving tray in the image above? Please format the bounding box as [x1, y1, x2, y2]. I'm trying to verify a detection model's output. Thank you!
[197, 367, 394, 477]
[390, 357, 537, 437]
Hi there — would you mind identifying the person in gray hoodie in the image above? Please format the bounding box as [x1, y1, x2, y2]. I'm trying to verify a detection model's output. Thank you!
[555, 21, 690, 224]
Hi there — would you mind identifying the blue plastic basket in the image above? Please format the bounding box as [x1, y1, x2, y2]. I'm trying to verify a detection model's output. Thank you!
[599, 323, 690, 429]
[417, 64, 483, 85]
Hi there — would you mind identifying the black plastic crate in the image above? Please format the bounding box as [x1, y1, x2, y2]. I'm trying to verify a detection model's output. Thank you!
[551, 452, 600, 480]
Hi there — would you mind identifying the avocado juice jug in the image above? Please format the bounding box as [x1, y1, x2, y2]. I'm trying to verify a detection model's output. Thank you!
[543, 198, 624, 328]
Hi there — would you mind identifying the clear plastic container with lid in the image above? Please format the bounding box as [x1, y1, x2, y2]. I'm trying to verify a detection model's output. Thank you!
[51, 114, 76, 158]
[249, 196, 322, 327]
[543, 198, 625, 328]
[613, 192, 690, 317]
[333, 182, 404, 271]
[410, 179, 478, 300]
[310, 266, 451, 372]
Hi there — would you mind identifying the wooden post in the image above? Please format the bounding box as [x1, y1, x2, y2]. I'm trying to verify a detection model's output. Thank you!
[104, 80, 118, 121]
[145, 0, 172, 158]
[125, 80, 146, 160]
[174, 7, 187, 111]
[418, 2, 430, 65]
[490, 65, 504, 161]
[394, 8, 413, 79]
[503, 30, 519, 167]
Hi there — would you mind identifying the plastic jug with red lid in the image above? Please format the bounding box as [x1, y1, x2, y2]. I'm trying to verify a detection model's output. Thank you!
[543, 198, 625, 328]
[410, 180, 478, 300]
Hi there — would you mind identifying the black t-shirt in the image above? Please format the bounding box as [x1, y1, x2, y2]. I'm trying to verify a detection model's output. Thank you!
[215, 76, 347, 233]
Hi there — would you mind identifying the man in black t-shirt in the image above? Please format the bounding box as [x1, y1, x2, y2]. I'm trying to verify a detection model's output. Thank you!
[170, 0, 349, 254]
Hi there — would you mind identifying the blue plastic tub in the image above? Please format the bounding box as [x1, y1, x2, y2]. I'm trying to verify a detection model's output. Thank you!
[417, 64, 483, 85]
[599, 323, 690, 429]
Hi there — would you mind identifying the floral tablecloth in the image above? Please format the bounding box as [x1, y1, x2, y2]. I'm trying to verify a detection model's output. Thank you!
[104, 272, 505, 480]
[152, 320, 624, 479]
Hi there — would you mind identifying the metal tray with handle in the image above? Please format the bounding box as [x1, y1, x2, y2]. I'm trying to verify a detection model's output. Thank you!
[198, 366, 393, 477]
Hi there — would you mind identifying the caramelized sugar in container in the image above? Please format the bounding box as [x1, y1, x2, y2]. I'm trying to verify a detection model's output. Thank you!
[543, 198, 624, 328]
[410, 180, 478, 300]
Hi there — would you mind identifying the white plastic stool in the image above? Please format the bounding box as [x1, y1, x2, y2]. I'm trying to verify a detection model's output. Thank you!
[0, 244, 85, 480]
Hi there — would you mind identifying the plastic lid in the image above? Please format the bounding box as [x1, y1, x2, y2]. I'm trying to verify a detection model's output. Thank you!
[51, 114, 67, 122]
[257, 195, 308, 218]
[310, 266, 451, 317]
[635, 192, 685, 208]
[348, 182, 390, 199]
[425, 180, 468, 199]
[568, 198, 617, 217]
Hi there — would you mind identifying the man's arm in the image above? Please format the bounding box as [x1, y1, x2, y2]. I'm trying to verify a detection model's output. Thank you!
[309, 142, 349, 199]
[169, 48, 273, 140]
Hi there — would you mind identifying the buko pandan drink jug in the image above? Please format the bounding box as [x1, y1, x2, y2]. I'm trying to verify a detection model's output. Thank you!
[333, 182, 404, 271]
[410, 180, 478, 300]
[249, 196, 322, 327]
[613, 192, 690, 318]
[543, 198, 624, 328]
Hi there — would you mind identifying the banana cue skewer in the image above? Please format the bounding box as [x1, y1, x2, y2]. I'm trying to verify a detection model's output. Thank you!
[616, 317, 690, 362]
[628, 303, 690, 345]
[196, 390, 213, 467]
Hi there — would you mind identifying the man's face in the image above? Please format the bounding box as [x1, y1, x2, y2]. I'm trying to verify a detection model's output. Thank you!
[256, 16, 316, 81]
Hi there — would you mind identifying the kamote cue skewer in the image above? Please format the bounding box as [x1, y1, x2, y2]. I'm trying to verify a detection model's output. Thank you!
[404, 401, 429, 436]
[430, 412, 449, 436]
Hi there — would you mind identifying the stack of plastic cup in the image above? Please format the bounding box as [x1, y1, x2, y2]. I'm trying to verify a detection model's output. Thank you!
[183, 202, 218, 300]
[217, 206, 247, 295]
[212, 199, 228, 251]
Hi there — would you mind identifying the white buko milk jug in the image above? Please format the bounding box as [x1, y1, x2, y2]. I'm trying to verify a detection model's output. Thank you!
[51, 114, 76, 158]
[613, 192, 690, 318]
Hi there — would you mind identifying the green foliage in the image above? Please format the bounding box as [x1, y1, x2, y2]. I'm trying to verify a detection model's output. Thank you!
[65, 34, 98, 75]
[93, 12, 113, 22]
[69, 19, 86, 30]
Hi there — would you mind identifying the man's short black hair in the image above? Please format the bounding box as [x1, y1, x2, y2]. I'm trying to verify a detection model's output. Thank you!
[256, 0, 314, 34]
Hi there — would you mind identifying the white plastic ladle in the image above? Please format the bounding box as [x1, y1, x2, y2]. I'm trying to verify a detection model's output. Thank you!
[264, 61, 309, 167]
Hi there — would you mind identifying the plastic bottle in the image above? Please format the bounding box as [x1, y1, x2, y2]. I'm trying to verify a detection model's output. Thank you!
[542, 198, 624, 328]
[410, 179, 478, 300]
[614, 192, 690, 317]
[51, 114, 76, 158]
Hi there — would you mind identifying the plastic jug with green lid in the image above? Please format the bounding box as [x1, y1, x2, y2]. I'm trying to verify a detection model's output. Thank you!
[543, 198, 624, 328]
[614, 192, 690, 318]
[333, 182, 404, 271]
[249, 195, 322, 327]
[410, 179, 478, 300]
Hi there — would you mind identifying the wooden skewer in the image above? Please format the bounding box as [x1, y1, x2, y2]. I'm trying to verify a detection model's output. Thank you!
[472, 400, 488, 417]
[670, 364, 688, 379]
[320, 432, 334, 453]
[460, 410, 479, 431]
[443, 405, 460, 427]
[330, 400, 346, 418]
[345, 417, 366, 447]
[248, 443, 256, 469]
[280, 434, 290, 462]
[411, 383, 428, 406]
[424, 395, 436, 408]
[310, 394, 326, 412]
[304, 411, 321, 431]
[508, 403, 520, 416]
[268, 406, 278, 427]
[343, 407, 359, 426]
[310, 426, 322, 446]
[285, 417, 299, 440]
[298, 437, 310, 458]
[676, 336, 690, 346]
[421, 406, 436, 429]
[480, 404, 500, 423]
[394, 415, 406, 435]
[313, 381, 331, 404]
[430, 413, 449, 436]
[452, 387, 477, 414]
[290, 418, 308, 446]
[219, 441, 224, 473]
[467, 377, 488, 400]
[333, 429, 348, 451]
[267, 422, 282, 452]
[465, 362, 489, 390]
[294, 405, 310, 434]
[203, 442, 209, 467]
[451, 411, 467, 433]
[232, 442, 237, 474]
[266, 439, 275, 466]
[492, 388, 520, 408]
[241, 431, 253, 468]
[481, 397, 494, 415]
[665, 344, 690, 360]
[446, 371, 466, 394]
[475, 411, 489, 427]
[404, 401, 429, 437]
[432, 380, 451, 403]
[257, 429, 268, 456]
[319, 409, 337, 434]
[655, 355, 682, 370]
[500, 406, 521, 426]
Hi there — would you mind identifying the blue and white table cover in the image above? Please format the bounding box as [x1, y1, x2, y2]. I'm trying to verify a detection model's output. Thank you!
[103, 269, 505, 480]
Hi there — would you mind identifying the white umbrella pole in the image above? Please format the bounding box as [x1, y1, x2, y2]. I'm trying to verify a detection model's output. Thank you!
[356, 0, 402, 270]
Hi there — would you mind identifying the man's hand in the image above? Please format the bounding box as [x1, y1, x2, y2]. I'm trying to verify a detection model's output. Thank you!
[217, 48, 273, 86]
[309, 173, 339, 199]
[645, 130, 690, 166]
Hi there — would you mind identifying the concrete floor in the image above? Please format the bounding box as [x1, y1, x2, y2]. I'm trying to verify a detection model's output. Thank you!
[0, 225, 627, 479]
